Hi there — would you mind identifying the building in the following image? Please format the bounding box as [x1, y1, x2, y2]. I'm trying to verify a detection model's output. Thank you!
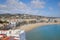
[0, 29, 26, 40]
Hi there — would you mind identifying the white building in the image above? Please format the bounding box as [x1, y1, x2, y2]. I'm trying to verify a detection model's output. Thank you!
[0, 29, 26, 40]
[9, 21, 16, 27]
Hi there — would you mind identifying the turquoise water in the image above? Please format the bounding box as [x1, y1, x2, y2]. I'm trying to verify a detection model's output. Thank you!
[26, 24, 60, 40]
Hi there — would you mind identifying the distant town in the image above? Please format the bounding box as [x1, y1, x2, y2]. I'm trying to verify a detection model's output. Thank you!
[0, 14, 60, 30]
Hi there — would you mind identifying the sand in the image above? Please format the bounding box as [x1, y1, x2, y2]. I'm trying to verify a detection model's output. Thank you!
[16, 22, 60, 32]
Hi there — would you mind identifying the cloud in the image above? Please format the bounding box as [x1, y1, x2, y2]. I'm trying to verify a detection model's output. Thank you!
[0, 4, 7, 10]
[0, 4, 6, 8]
[0, 0, 30, 13]
[30, 0, 46, 8]
[6, 0, 27, 10]
[0, 0, 45, 15]
[58, 2, 60, 7]
[48, 7, 53, 11]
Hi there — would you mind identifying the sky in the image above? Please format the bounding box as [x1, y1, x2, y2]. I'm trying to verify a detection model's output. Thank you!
[0, 0, 60, 17]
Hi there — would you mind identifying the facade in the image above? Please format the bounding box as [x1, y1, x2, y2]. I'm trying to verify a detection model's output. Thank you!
[0, 29, 26, 40]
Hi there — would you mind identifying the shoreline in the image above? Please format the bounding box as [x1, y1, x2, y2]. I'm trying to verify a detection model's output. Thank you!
[16, 22, 60, 32]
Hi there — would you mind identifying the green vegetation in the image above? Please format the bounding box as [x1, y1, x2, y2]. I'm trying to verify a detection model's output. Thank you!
[0, 20, 9, 24]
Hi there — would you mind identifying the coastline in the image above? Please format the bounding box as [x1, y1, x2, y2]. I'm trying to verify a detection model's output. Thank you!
[16, 22, 60, 32]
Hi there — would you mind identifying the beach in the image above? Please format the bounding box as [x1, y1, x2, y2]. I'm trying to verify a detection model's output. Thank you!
[16, 22, 60, 32]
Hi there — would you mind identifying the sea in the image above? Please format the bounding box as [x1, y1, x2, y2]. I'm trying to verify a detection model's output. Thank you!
[26, 24, 60, 40]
